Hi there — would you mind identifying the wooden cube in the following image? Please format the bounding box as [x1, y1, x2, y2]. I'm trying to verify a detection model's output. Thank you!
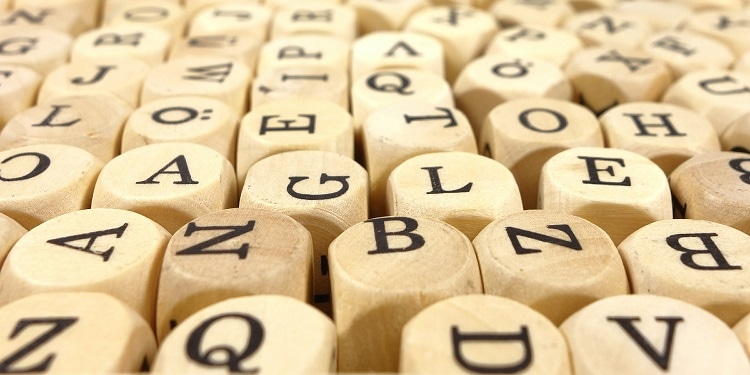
[0, 213, 25, 264]
[0, 208, 170, 326]
[734, 312, 750, 359]
[684, 10, 750, 57]
[71, 25, 172, 67]
[156, 208, 312, 341]
[15, 0, 99, 28]
[170, 34, 261, 73]
[0, 6, 87, 36]
[349, 0, 428, 34]
[105, 0, 187, 39]
[330, 216, 482, 372]
[539, 147, 672, 244]
[720, 112, 750, 152]
[489, 0, 573, 28]
[257, 35, 349, 74]
[250, 65, 348, 110]
[642, 31, 735, 79]
[0, 64, 40, 128]
[568, 0, 614, 11]
[599, 102, 721, 175]
[565, 11, 652, 50]
[239, 150, 367, 314]
[613, 0, 692, 31]
[351, 31, 444, 80]
[92, 142, 237, 233]
[401, 295, 570, 374]
[152, 295, 335, 373]
[484, 25, 583, 67]
[387, 151, 522, 239]
[0, 27, 71, 75]
[104, 0, 181, 21]
[188, 2, 271, 40]
[270, 3, 356, 42]
[561, 295, 750, 374]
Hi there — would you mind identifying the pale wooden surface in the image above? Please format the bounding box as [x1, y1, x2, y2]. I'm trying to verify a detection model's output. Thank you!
[15, 0, 99, 28]
[0, 64, 40, 128]
[153, 295, 336, 374]
[170, 33, 261, 74]
[271, 3, 357, 42]
[0, 27, 72, 75]
[105, 0, 187, 39]
[251, 65, 349, 110]
[565, 11, 652, 49]
[329, 216, 482, 372]
[642, 31, 735, 79]
[0, 208, 170, 327]
[0, 6, 87, 36]
[735, 51, 750, 73]
[0, 213, 25, 265]
[480, 98, 603, 209]
[619, 219, 750, 325]
[0, 144, 103, 229]
[561, 294, 750, 374]
[490, 0, 573, 28]
[71, 25, 172, 67]
[257, 35, 350, 74]
[613, 0, 692, 31]
[351, 31, 444, 80]
[92, 142, 237, 233]
[349, 0, 428, 34]
[474, 210, 628, 325]
[239, 150, 367, 314]
[188, 2, 271, 40]
[401, 294, 571, 374]
[156, 208, 312, 342]
[484, 25, 583, 67]
[683, 10, 750, 57]
[387, 151, 522, 239]
[539, 146, 672, 244]
[733, 312, 750, 359]
[720, 112, 750, 152]
[0, 292, 156, 373]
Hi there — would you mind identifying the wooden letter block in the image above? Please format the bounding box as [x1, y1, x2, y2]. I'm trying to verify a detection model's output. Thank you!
[141, 56, 251, 116]
[662, 69, 750, 134]
[613, 0, 692, 31]
[0, 7, 87, 36]
[156, 208, 312, 341]
[15, 0, 99, 29]
[0, 64, 40, 127]
[474, 210, 629, 325]
[565, 47, 671, 116]
[92, 142, 237, 233]
[619, 219, 750, 325]
[236, 99, 353, 188]
[121, 96, 238, 164]
[251, 65, 348, 110]
[401, 294, 570, 374]
[490, 0, 573, 28]
[642, 31, 735, 79]
[387, 151, 522, 239]
[720, 112, 750, 152]
[599, 102, 721, 175]
[330, 216, 482, 372]
[0, 144, 103, 229]
[567, 0, 614, 11]
[257, 35, 349, 74]
[351, 31, 444, 80]
[670, 151, 750, 234]
[0, 27, 72, 75]
[105, 0, 187, 39]
[565, 11, 652, 50]
[0, 208, 170, 326]
[188, 2, 271, 40]
[71, 25, 172, 67]
[539, 147, 672, 244]
[480, 98, 603, 209]
[0, 213, 24, 265]
[0, 95, 131, 162]
[39, 59, 151, 108]
[363, 102, 476, 217]
[405, 5, 497, 82]
[239, 150, 367, 314]
[734, 51, 750, 74]
[733, 312, 750, 359]
[454, 54, 573, 135]
[349, 0, 429, 34]
[0, 292, 156, 373]
[270, 4, 356, 43]
[561, 295, 750, 374]
[170, 34, 261, 74]
[485, 26, 583, 67]
[684, 10, 750, 57]
[153, 295, 335, 373]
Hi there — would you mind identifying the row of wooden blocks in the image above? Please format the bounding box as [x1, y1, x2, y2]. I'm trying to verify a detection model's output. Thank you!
[0, 209, 750, 373]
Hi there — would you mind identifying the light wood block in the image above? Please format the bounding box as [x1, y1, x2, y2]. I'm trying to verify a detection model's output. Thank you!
[0, 95, 131, 162]
[251, 65, 348, 110]
[619, 219, 750, 325]
[236, 98, 354, 188]
[433, 0, 494, 8]
[329, 216, 482, 372]
[0, 64, 40, 128]
[599, 102, 721, 175]
[0, 292, 156, 373]
[39, 58, 151, 109]
[0, 208, 170, 326]
[183, 0, 262, 17]
[92, 142, 237, 233]
[485, 25, 583, 67]
[568, 0, 615, 11]
[662, 69, 750, 134]
[0, 7, 87, 36]
[104, 0, 181, 21]
[105, 0, 187, 39]
[670, 151, 750, 234]
[0, 213, 24, 264]
[270, 3, 356, 43]
[141, 56, 251, 117]
[490, 0, 573, 28]
[401, 294, 570, 374]
[152, 295, 335, 374]
[734, 312, 750, 358]
[121, 96, 239, 164]
[156, 208, 312, 342]
[680, 0, 743, 10]
[14, 0, 99, 29]
[71, 25, 171, 67]
[188, 2, 271, 40]
[257, 35, 349, 74]
[561, 294, 750, 374]
[480, 98, 603, 209]
[405, 5, 497, 82]
[475, 210, 628, 325]
[265, 0, 341, 10]
[734, 51, 750, 73]
[539, 146, 672, 244]
[684, 10, 750, 57]
[349, 0, 429, 34]
[643, 31, 735, 79]
[387, 151, 522, 239]
[170, 34, 261, 74]
[0, 144, 102, 229]
[363, 102, 476, 217]
[564, 47, 671, 116]
[454, 54, 572, 135]
[0, 27, 71, 75]
[565, 11, 653, 50]
[0, 0, 7, 10]
[239, 150, 367, 314]
[720, 112, 750, 151]
[351, 31, 444, 80]
[614, 0, 692, 31]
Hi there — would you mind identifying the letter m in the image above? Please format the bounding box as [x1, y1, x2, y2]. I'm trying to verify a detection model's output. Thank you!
[183, 62, 233, 83]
